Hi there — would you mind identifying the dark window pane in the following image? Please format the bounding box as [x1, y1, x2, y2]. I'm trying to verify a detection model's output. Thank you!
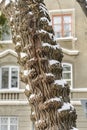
[11, 68, 18, 88]
[2, 68, 9, 89]
[63, 66, 71, 71]
[62, 73, 71, 79]
[67, 81, 71, 86]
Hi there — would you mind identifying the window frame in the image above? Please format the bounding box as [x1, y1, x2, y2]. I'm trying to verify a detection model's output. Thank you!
[52, 14, 72, 38]
[62, 63, 73, 89]
[0, 117, 18, 130]
[0, 66, 19, 90]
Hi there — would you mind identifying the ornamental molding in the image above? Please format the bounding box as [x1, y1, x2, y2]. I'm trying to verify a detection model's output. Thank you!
[0, 49, 17, 58]
[62, 47, 79, 56]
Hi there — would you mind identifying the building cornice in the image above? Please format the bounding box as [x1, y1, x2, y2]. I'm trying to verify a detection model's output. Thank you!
[71, 88, 87, 92]
[0, 89, 25, 93]
[0, 49, 17, 57]
[49, 8, 75, 13]
[62, 48, 79, 56]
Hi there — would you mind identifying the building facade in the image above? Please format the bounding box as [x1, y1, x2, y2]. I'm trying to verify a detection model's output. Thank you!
[0, 34, 32, 129]
[45, 0, 87, 130]
[0, 0, 87, 130]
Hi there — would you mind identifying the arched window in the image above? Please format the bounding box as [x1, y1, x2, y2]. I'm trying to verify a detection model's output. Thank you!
[62, 63, 73, 88]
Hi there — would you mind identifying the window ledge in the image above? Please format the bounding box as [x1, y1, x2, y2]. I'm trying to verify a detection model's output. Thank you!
[71, 88, 87, 92]
[0, 40, 12, 44]
[62, 47, 79, 56]
[0, 89, 25, 93]
[0, 100, 28, 105]
[71, 100, 81, 106]
[56, 37, 77, 42]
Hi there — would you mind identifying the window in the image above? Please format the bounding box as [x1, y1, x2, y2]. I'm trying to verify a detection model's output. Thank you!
[0, 12, 12, 41]
[1, 66, 19, 89]
[52, 14, 72, 38]
[62, 63, 72, 88]
[0, 117, 18, 130]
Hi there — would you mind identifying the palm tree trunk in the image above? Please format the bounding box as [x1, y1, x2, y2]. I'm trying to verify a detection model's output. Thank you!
[0, 0, 78, 130]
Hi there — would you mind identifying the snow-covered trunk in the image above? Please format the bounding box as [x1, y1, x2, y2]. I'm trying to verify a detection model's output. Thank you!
[0, 0, 78, 130]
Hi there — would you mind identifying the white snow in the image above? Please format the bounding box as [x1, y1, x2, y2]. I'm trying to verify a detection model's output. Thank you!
[46, 73, 54, 77]
[10, 16, 13, 22]
[4, 0, 16, 6]
[39, 4, 48, 15]
[42, 42, 60, 49]
[44, 97, 61, 104]
[70, 127, 78, 130]
[24, 70, 29, 76]
[29, 58, 35, 61]
[25, 84, 30, 91]
[29, 94, 36, 99]
[40, 17, 49, 23]
[28, 11, 33, 15]
[42, 42, 51, 47]
[49, 97, 61, 102]
[58, 102, 74, 112]
[15, 10, 20, 15]
[0, 0, 3, 3]
[53, 44, 60, 49]
[32, 111, 35, 115]
[20, 52, 27, 58]
[54, 79, 67, 87]
[49, 60, 60, 65]
[16, 42, 21, 46]
[23, 69, 33, 76]
[5, 0, 10, 6]
[17, 35, 21, 38]
[35, 120, 42, 126]
[39, 29, 47, 34]
[39, 29, 56, 42]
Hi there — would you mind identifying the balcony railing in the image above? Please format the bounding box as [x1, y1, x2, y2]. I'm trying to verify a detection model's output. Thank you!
[0, 89, 25, 100]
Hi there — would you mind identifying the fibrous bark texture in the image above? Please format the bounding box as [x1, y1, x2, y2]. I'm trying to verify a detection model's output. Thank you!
[76, 0, 87, 16]
[0, 0, 78, 130]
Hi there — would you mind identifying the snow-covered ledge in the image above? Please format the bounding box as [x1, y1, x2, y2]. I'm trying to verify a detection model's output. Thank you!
[56, 37, 77, 42]
[71, 100, 81, 106]
[71, 88, 87, 92]
[62, 47, 79, 56]
[0, 49, 17, 57]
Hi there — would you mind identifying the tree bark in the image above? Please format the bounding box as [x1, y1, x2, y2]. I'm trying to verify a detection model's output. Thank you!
[0, 0, 78, 130]
[76, 0, 87, 16]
